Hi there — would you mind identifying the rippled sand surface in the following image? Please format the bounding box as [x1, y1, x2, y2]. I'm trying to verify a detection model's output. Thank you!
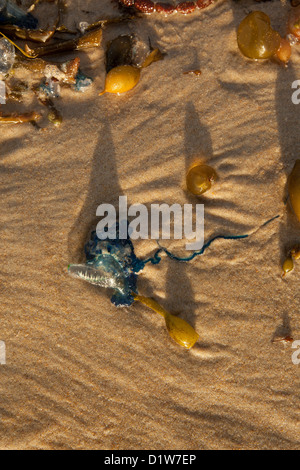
[0, 0, 299, 450]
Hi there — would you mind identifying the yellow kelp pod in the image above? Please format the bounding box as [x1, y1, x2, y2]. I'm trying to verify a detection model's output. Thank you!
[237, 11, 281, 60]
[275, 38, 292, 64]
[164, 313, 200, 350]
[99, 65, 141, 95]
[288, 159, 300, 222]
[133, 294, 199, 349]
[186, 164, 217, 196]
[282, 257, 294, 277]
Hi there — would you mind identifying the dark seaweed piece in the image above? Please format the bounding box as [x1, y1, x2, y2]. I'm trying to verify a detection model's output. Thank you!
[24, 27, 102, 57]
[0, 0, 38, 29]
[0, 24, 56, 43]
[106, 35, 134, 73]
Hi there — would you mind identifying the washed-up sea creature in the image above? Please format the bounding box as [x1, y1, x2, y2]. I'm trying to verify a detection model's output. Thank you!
[118, 0, 214, 15]
[237, 11, 291, 64]
[186, 163, 217, 196]
[99, 34, 164, 95]
[67, 217, 279, 349]
[68, 227, 143, 307]
[0, 0, 38, 28]
[68, 227, 200, 349]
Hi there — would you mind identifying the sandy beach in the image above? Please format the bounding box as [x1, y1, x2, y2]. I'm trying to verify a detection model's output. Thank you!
[0, 0, 299, 449]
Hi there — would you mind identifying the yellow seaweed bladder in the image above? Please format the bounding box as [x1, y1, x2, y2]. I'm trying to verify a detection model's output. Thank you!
[282, 256, 294, 277]
[288, 159, 300, 222]
[186, 164, 217, 196]
[99, 65, 141, 95]
[282, 246, 300, 278]
[237, 11, 281, 60]
[133, 294, 199, 350]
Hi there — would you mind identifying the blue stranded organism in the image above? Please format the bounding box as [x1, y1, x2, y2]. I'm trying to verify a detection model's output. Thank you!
[68, 224, 199, 348]
[73, 70, 93, 92]
[0, 0, 38, 29]
[68, 226, 144, 307]
[68, 220, 281, 349]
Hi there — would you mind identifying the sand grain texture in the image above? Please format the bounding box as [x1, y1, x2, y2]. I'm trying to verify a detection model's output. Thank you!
[0, 0, 299, 450]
